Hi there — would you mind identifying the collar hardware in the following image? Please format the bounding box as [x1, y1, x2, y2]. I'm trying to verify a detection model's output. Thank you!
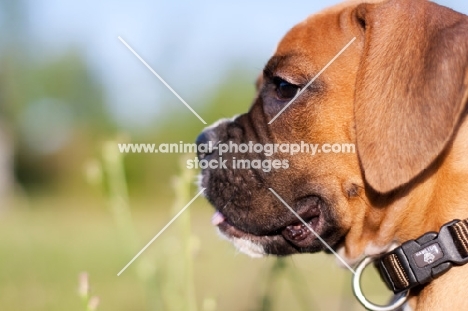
[376, 219, 468, 294]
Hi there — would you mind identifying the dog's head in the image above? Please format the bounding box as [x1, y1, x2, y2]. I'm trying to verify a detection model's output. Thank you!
[198, 0, 468, 260]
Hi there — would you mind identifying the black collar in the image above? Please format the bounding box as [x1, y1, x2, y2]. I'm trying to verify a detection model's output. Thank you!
[376, 219, 468, 293]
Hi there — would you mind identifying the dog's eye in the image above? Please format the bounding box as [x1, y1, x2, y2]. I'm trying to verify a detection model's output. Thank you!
[274, 77, 300, 100]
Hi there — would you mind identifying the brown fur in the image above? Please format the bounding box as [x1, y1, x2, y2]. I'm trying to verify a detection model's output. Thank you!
[198, 0, 468, 309]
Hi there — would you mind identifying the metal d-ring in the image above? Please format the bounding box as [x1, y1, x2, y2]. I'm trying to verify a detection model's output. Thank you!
[352, 256, 410, 311]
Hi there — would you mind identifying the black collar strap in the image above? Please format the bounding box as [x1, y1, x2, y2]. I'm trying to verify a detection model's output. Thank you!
[376, 219, 468, 294]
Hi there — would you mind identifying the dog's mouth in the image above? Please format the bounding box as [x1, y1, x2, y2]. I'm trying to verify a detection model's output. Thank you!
[281, 216, 320, 247]
[211, 205, 323, 251]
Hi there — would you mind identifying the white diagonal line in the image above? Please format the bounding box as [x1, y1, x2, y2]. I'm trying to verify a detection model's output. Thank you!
[118, 36, 207, 125]
[268, 188, 356, 274]
[117, 188, 205, 276]
[268, 37, 356, 124]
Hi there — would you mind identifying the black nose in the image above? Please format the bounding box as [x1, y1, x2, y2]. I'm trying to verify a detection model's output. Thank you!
[195, 131, 210, 146]
[196, 128, 217, 159]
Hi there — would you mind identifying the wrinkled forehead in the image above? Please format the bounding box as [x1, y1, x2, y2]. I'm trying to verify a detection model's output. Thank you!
[272, 0, 383, 59]
[276, 6, 352, 56]
[267, 7, 356, 79]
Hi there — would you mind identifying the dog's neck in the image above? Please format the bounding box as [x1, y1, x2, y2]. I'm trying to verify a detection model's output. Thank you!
[348, 113, 468, 310]
[392, 112, 468, 242]
[405, 112, 468, 310]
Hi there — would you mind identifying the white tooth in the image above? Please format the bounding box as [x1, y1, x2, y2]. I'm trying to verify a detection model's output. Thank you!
[211, 211, 225, 226]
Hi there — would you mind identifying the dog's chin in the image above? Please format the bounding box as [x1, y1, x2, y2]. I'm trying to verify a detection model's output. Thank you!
[211, 208, 339, 257]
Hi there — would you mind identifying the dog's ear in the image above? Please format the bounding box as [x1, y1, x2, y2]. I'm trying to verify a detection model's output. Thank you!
[353, 0, 468, 193]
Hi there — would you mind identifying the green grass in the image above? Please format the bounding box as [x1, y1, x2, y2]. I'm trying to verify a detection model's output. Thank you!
[0, 194, 393, 311]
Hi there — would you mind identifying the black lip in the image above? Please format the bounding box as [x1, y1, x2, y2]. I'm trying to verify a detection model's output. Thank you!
[219, 207, 320, 236]
[217, 220, 300, 255]
[216, 206, 325, 253]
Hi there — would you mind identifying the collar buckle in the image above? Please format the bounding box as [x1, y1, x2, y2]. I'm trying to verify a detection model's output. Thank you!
[377, 219, 468, 293]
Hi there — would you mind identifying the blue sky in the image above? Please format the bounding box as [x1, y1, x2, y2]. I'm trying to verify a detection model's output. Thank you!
[12, 0, 468, 127]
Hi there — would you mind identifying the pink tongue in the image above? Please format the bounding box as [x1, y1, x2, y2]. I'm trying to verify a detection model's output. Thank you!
[211, 211, 225, 226]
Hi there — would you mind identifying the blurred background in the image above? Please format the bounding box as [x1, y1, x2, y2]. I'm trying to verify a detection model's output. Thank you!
[1, 0, 467, 310]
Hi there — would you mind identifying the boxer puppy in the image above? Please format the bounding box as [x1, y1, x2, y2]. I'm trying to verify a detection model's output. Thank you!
[197, 0, 468, 309]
